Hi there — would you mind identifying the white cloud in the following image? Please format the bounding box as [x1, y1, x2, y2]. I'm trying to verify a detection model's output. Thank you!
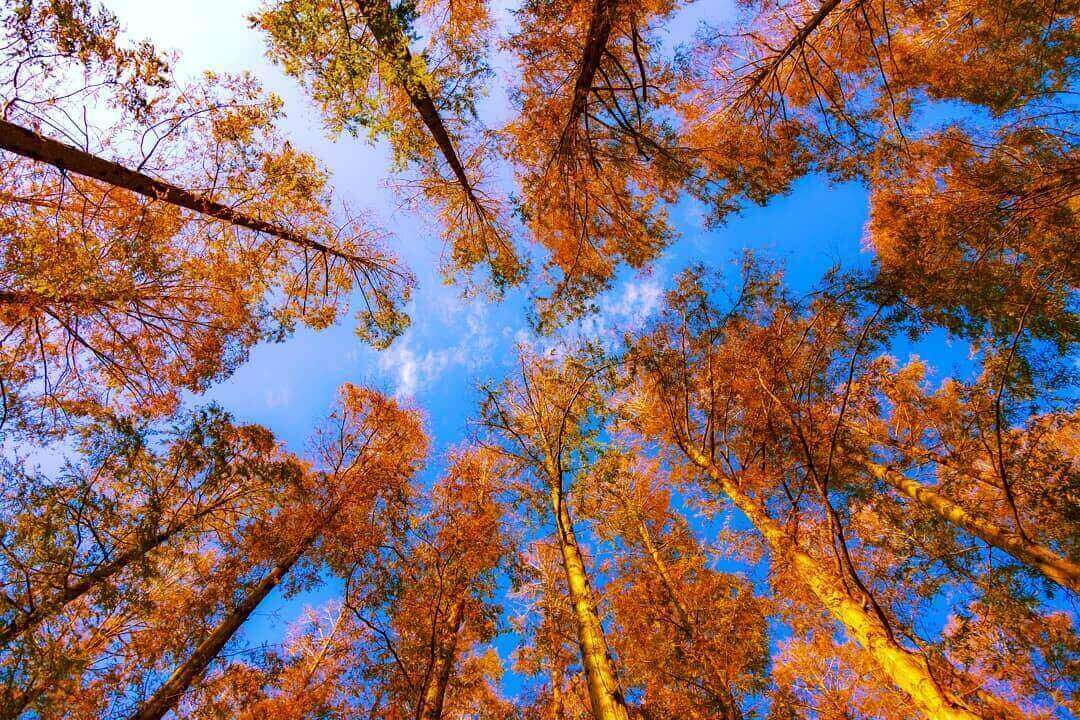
[264, 386, 292, 409]
[377, 298, 497, 399]
[565, 276, 665, 349]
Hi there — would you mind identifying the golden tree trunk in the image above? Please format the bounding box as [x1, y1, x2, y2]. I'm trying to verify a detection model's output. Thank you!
[869, 462, 1079, 593]
[417, 597, 466, 720]
[685, 449, 985, 720]
[547, 464, 629, 720]
[634, 516, 743, 720]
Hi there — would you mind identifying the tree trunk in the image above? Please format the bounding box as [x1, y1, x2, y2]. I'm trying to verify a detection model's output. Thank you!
[634, 518, 693, 631]
[549, 665, 568, 720]
[0, 504, 225, 646]
[352, 0, 480, 207]
[0, 119, 357, 263]
[563, 0, 620, 141]
[684, 448, 986, 720]
[633, 516, 742, 720]
[417, 597, 466, 720]
[547, 463, 629, 720]
[129, 529, 316, 720]
[869, 462, 1079, 594]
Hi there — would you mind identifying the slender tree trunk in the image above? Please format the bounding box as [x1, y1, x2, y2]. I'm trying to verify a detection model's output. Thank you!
[563, 0, 620, 140]
[549, 665, 568, 720]
[417, 597, 466, 720]
[633, 517, 742, 720]
[352, 0, 481, 206]
[546, 463, 629, 720]
[634, 518, 692, 630]
[683, 448, 986, 720]
[129, 529, 317, 720]
[868, 462, 1079, 594]
[0, 119, 357, 263]
[0, 507, 220, 646]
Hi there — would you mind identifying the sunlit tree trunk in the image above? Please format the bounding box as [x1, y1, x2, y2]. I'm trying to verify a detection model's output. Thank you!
[633, 518, 693, 631]
[129, 528, 318, 720]
[549, 665, 568, 720]
[683, 448, 986, 720]
[546, 462, 629, 720]
[868, 462, 1079, 594]
[0, 119, 355, 262]
[417, 597, 466, 720]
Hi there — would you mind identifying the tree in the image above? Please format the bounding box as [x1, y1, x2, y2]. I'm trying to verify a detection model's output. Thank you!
[0, 405, 309, 718]
[126, 383, 426, 720]
[479, 349, 631, 720]
[0, 384, 425, 720]
[323, 446, 512, 720]
[503, 0, 688, 327]
[675, 0, 1077, 353]
[586, 452, 770, 719]
[0, 3, 412, 436]
[623, 268, 1045, 719]
[0, 406, 299, 647]
[254, 0, 523, 290]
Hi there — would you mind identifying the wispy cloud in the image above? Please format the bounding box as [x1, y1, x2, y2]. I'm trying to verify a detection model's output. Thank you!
[377, 298, 498, 399]
[264, 386, 292, 409]
[566, 276, 666, 349]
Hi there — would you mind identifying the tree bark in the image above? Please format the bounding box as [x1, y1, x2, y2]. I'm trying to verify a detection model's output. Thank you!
[633, 517, 742, 720]
[563, 0, 620, 141]
[0, 119, 358, 264]
[634, 518, 693, 631]
[547, 462, 629, 720]
[683, 448, 986, 720]
[352, 0, 481, 208]
[0, 505, 223, 646]
[129, 529, 316, 720]
[417, 597, 466, 720]
[869, 462, 1079, 594]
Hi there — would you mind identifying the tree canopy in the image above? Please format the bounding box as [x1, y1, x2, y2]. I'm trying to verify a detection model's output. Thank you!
[0, 0, 1075, 719]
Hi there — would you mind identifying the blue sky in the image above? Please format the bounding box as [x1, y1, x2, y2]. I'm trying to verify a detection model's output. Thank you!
[97, 0, 883, 458]
[94, 0, 993, 705]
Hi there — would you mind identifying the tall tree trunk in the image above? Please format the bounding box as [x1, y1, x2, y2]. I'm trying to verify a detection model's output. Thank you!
[0, 120, 358, 264]
[633, 518, 693, 631]
[868, 462, 1079, 594]
[129, 528, 317, 720]
[683, 448, 986, 720]
[549, 664, 568, 720]
[0, 505, 222, 646]
[417, 597, 466, 720]
[562, 0, 620, 142]
[546, 463, 629, 720]
[352, 0, 481, 208]
[633, 517, 742, 720]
